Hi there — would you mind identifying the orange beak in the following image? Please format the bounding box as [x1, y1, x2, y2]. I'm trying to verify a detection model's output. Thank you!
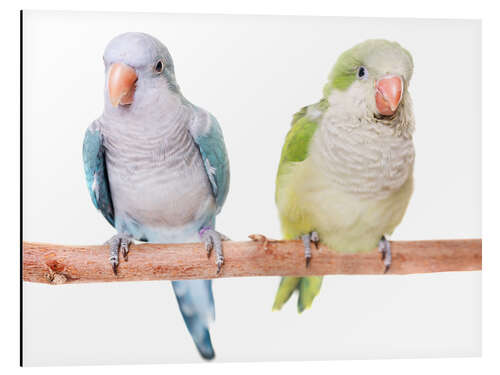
[108, 63, 137, 107]
[375, 75, 403, 116]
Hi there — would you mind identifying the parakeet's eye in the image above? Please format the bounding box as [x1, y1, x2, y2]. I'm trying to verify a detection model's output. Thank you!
[154, 60, 164, 73]
[357, 66, 367, 79]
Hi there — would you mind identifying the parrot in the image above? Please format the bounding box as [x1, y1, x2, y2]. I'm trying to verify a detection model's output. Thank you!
[272, 39, 415, 313]
[82, 32, 230, 359]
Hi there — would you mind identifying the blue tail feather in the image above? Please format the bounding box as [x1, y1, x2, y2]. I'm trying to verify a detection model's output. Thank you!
[172, 279, 216, 360]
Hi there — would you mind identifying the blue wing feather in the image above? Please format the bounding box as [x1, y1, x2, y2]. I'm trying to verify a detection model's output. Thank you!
[82, 121, 115, 227]
[190, 114, 230, 214]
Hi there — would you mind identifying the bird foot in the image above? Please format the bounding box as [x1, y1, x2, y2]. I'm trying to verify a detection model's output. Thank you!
[200, 227, 229, 274]
[378, 236, 392, 273]
[301, 231, 319, 268]
[310, 231, 320, 249]
[105, 233, 133, 275]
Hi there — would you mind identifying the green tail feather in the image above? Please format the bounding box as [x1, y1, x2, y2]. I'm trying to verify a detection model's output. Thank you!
[272, 277, 301, 311]
[297, 276, 323, 312]
[272, 276, 323, 313]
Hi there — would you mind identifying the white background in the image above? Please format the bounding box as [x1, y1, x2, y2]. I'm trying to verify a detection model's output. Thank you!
[2, 1, 500, 374]
[20, 11, 481, 365]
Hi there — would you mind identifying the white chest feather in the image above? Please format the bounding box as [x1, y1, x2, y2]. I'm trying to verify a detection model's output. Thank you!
[310, 96, 415, 200]
[100, 109, 214, 229]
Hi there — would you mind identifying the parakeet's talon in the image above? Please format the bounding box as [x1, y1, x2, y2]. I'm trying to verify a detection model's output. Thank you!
[120, 237, 131, 261]
[204, 238, 214, 256]
[301, 233, 314, 267]
[301, 231, 319, 262]
[215, 254, 224, 274]
[216, 258, 223, 274]
[200, 228, 227, 272]
[311, 231, 320, 249]
[379, 236, 392, 273]
[106, 233, 133, 275]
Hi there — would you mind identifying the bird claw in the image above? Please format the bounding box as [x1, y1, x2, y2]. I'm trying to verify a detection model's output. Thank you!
[378, 236, 392, 273]
[204, 236, 214, 257]
[106, 233, 133, 275]
[200, 227, 227, 274]
[216, 257, 224, 275]
[311, 231, 320, 249]
[121, 239, 131, 261]
[109, 253, 119, 275]
[301, 232, 319, 267]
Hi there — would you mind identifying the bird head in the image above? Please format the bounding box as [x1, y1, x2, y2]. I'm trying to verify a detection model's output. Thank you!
[323, 39, 414, 132]
[102, 32, 179, 110]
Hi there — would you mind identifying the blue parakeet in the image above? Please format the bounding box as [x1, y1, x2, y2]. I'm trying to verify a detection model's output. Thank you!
[82, 32, 230, 359]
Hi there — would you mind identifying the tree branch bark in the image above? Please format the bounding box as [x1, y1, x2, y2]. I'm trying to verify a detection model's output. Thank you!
[22, 237, 481, 284]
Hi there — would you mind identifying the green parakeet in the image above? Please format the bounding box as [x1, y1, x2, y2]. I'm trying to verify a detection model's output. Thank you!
[273, 39, 415, 313]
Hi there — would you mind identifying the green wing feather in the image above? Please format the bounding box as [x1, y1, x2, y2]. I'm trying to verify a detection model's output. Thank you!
[273, 99, 328, 313]
[278, 98, 328, 168]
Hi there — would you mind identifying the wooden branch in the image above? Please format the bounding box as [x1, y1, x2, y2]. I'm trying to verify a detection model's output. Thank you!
[22, 237, 481, 284]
